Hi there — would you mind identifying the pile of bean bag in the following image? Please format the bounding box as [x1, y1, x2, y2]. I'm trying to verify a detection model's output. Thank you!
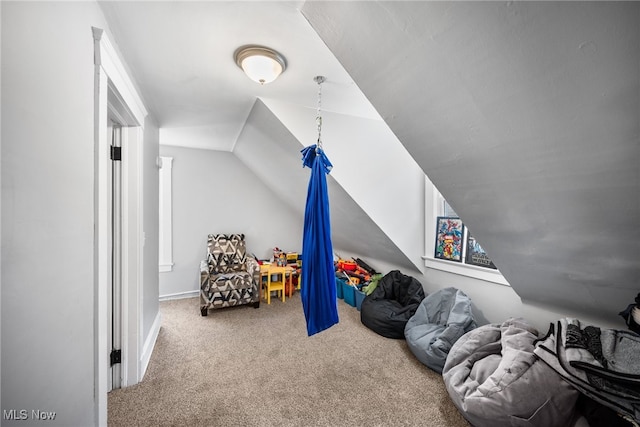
[404, 287, 477, 374]
[443, 318, 579, 427]
[360, 270, 425, 339]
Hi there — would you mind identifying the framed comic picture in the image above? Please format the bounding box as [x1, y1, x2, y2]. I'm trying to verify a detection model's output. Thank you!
[434, 217, 465, 262]
[466, 232, 497, 269]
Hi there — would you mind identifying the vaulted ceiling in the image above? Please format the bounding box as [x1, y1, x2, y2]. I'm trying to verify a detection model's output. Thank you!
[100, 1, 640, 324]
[100, 1, 427, 274]
[302, 1, 640, 323]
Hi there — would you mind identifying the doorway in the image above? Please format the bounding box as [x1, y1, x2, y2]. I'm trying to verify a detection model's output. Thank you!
[108, 122, 123, 391]
[105, 92, 143, 393]
[94, 25, 148, 425]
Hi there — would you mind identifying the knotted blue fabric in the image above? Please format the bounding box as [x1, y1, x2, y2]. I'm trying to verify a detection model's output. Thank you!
[300, 145, 339, 336]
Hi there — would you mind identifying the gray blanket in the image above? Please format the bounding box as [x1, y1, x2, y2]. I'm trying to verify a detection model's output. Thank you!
[534, 318, 640, 424]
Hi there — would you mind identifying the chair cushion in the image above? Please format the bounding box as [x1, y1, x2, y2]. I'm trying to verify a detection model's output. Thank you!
[209, 271, 255, 292]
[202, 271, 257, 308]
[207, 233, 247, 274]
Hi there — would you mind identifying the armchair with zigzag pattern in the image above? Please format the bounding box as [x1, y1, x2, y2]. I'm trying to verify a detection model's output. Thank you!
[200, 233, 260, 316]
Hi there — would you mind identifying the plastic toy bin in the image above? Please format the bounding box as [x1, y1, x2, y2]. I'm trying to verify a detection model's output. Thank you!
[355, 288, 366, 311]
[336, 278, 344, 299]
[340, 280, 356, 307]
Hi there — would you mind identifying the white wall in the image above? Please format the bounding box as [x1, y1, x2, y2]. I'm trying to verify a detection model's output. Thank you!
[157, 145, 304, 299]
[2, 2, 160, 425]
[234, 100, 418, 271]
[2, 2, 104, 425]
[263, 99, 426, 271]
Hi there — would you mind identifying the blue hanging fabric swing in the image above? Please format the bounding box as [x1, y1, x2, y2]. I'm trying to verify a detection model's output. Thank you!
[300, 76, 339, 336]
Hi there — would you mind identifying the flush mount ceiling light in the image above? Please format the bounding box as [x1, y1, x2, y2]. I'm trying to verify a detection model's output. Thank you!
[234, 45, 287, 85]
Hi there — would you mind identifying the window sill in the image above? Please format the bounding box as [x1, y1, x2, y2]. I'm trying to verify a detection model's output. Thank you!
[159, 263, 174, 273]
[422, 256, 510, 287]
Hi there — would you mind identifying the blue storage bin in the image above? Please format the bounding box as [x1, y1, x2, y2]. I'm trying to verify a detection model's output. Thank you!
[336, 278, 344, 299]
[341, 280, 356, 307]
[355, 288, 366, 311]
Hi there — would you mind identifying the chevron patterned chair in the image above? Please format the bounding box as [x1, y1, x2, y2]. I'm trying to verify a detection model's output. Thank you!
[200, 233, 260, 316]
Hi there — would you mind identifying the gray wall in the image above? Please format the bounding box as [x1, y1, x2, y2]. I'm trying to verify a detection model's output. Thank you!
[303, 1, 640, 326]
[2, 2, 104, 425]
[142, 117, 160, 343]
[159, 98, 422, 299]
[1, 0, 3, 413]
[157, 145, 304, 298]
[1, 2, 160, 425]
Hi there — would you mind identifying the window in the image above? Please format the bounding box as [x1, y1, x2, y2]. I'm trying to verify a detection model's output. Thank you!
[159, 156, 173, 272]
[424, 176, 510, 286]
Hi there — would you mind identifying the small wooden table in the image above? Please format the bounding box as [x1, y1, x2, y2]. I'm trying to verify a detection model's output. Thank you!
[259, 264, 295, 304]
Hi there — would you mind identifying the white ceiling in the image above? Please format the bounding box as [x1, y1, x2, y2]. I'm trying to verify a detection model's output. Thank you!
[99, 1, 380, 151]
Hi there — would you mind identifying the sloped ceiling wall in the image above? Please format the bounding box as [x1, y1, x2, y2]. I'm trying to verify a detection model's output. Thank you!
[261, 97, 425, 270]
[233, 99, 418, 271]
[302, 1, 640, 322]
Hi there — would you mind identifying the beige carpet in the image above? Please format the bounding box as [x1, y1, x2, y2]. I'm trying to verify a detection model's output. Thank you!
[108, 294, 470, 426]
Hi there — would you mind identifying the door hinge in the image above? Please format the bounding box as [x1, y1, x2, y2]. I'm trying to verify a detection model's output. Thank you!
[110, 349, 122, 366]
[110, 146, 122, 161]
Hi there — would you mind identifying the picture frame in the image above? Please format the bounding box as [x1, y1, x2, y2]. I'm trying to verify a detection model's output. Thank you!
[434, 217, 465, 262]
[466, 232, 497, 269]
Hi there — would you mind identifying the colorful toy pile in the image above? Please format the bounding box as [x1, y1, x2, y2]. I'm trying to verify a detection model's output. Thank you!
[334, 257, 382, 310]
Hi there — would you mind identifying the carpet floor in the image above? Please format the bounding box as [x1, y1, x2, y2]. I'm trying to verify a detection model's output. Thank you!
[108, 293, 470, 426]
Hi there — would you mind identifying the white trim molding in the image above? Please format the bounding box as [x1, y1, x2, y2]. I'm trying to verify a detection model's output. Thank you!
[159, 264, 174, 273]
[140, 311, 162, 381]
[159, 156, 174, 272]
[93, 27, 147, 126]
[93, 26, 148, 427]
[121, 126, 145, 387]
[423, 256, 511, 286]
[159, 290, 200, 302]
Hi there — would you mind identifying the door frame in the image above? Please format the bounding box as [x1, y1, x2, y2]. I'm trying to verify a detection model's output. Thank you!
[93, 27, 147, 426]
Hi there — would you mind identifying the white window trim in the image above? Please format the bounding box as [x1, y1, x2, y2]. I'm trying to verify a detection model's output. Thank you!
[159, 156, 174, 272]
[423, 176, 510, 287]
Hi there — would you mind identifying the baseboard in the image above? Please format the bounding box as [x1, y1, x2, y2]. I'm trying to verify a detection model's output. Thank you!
[159, 290, 199, 301]
[139, 311, 162, 381]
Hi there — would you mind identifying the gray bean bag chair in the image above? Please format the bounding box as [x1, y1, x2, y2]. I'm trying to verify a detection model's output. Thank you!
[443, 318, 579, 427]
[404, 287, 476, 374]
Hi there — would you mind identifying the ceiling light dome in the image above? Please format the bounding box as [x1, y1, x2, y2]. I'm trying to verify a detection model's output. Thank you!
[234, 45, 286, 85]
